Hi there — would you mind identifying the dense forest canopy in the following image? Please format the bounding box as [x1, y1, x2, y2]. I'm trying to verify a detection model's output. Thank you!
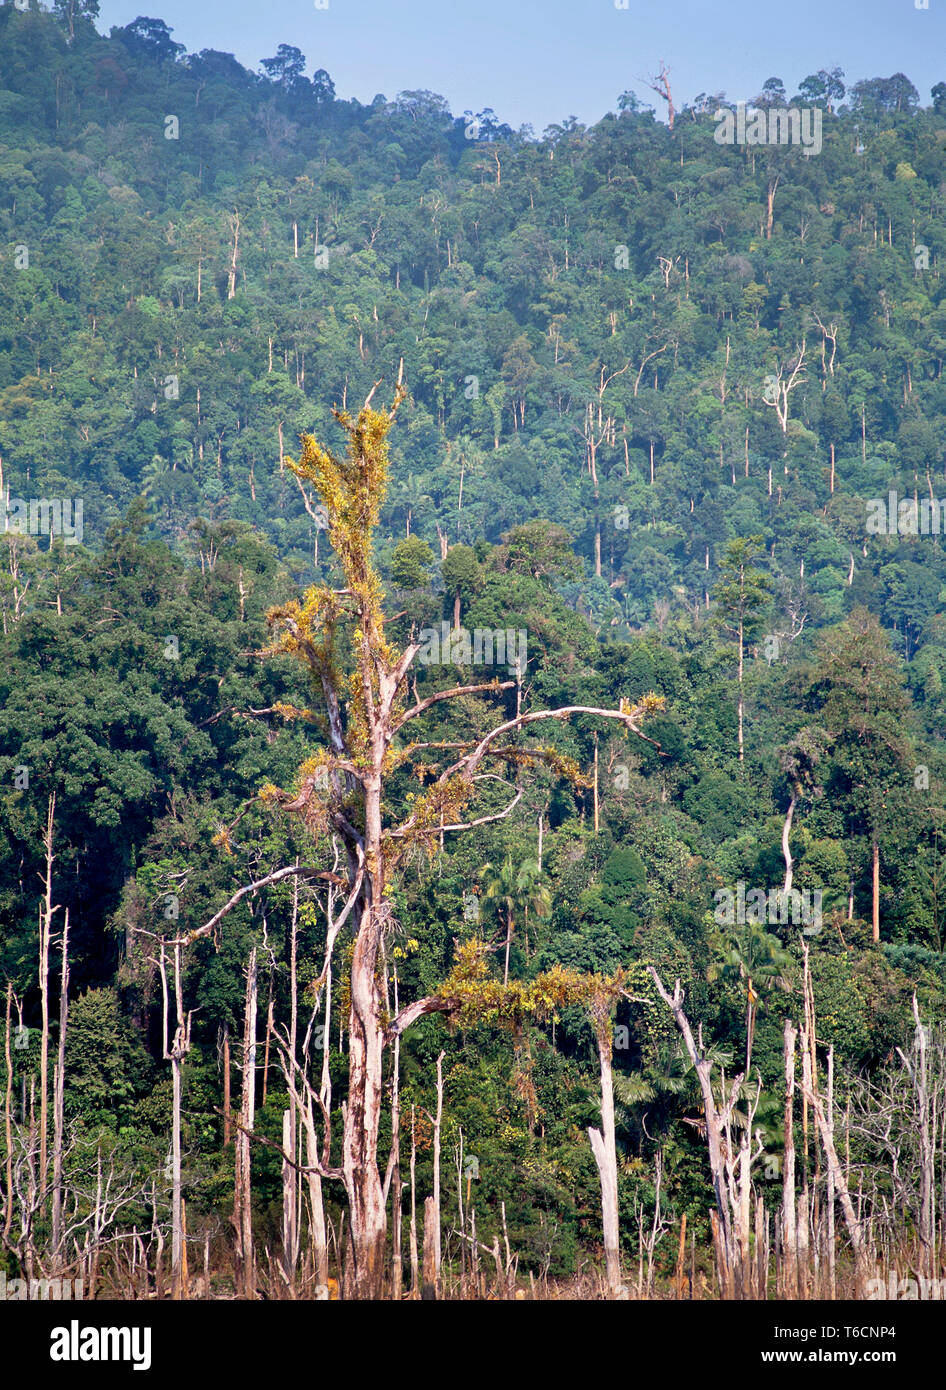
[2, 4, 946, 1299]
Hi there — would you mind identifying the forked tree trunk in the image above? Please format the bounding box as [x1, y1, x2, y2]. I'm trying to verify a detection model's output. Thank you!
[799, 946, 868, 1291]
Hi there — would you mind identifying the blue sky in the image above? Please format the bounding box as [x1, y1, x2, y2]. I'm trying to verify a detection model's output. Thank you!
[96, 0, 946, 131]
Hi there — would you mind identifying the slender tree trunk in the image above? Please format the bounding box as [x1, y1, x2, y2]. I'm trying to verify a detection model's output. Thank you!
[39, 793, 58, 1205]
[234, 947, 257, 1298]
[737, 619, 745, 763]
[227, 210, 240, 299]
[782, 796, 796, 895]
[281, 1107, 297, 1290]
[587, 1025, 622, 1296]
[303, 1097, 329, 1287]
[799, 947, 868, 1290]
[593, 733, 599, 835]
[872, 837, 880, 942]
[650, 971, 737, 1284]
[433, 1049, 444, 1288]
[389, 970, 402, 1299]
[342, 890, 387, 1298]
[782, 1020, 798, 1298]
[157, 942, 191, 1303]
[222, 1025, 231, 1146]
[51, 909, 69, 1262]
[827, 1045, 836, 1299]
[3, 984, 13, 1246]
[409, 1108, 419, 1296]
[262, 983, 273, 1107]
[422, 1196, 437, 1300]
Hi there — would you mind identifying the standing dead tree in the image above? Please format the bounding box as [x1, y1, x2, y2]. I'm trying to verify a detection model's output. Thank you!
[643, 64, 675, 130]
[796, 943, 869, 1293]
[183, 368, 663, 1297]
[154, 939, 193, 1300]
[649, 968, 765, 1297]
[850, 996, 946, 1283]
[762, 342, 807, 434]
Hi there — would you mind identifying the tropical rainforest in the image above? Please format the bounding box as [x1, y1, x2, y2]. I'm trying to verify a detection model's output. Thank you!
[2, 2, 946, 1301]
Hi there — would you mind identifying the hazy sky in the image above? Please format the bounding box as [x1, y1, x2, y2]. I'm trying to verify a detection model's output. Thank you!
[95, 0, 946, 131]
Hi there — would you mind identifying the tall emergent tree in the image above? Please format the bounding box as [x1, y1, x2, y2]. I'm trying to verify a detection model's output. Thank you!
[189, 370, 663, 1297]
[713, 536, 771, 764]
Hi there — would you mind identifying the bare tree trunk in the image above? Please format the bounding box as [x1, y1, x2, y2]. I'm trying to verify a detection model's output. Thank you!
[433, 1049, 444, 1288]
[737, 619, 745, 763]
[872, 837, 880, 942]
[156, 942, 192, 1302]
[342, 898, 387, 1298]
[898, 997, 935, 1273]
[649, 969, 761, 1296]
[782, 797, 796, 895]
[262, 983, 273, 1107]
[222, 1025, 231, 1146]
[303, 1098, 329, 1288]
[51, 908, 70, 1263]
[799, 947, 868, 1291]
[409, 1107, 419, 1296]
[503, 909, 514, 987]
[281, 1107, 298, 1291]
[3, 984, 13, 1246]
[234, 947, 257, 1298]
[227, 210, 240, 300]
[593, 733, 599, 835]
[782, 1020, 798, 1298]
[389, 971, 402, 1299]
[422, 1196, 437, 1300]
[39, 793, 59, 1205]
[827, 1045, 836, 1299]
[587, 1022, 623, 1296]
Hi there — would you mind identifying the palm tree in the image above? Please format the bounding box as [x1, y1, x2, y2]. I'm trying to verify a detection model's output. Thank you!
[478, 854, 551, 985]
[709, 921, 792, 1073]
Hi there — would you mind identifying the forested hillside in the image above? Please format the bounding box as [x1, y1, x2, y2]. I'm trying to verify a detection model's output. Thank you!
[2, 5, 946, 1300]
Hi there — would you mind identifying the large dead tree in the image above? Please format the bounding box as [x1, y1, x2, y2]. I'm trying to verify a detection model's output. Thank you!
[183, 370, 663, 1297]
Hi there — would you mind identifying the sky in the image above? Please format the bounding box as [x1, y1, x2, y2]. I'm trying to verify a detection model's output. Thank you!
[95, 0, 946, 132]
